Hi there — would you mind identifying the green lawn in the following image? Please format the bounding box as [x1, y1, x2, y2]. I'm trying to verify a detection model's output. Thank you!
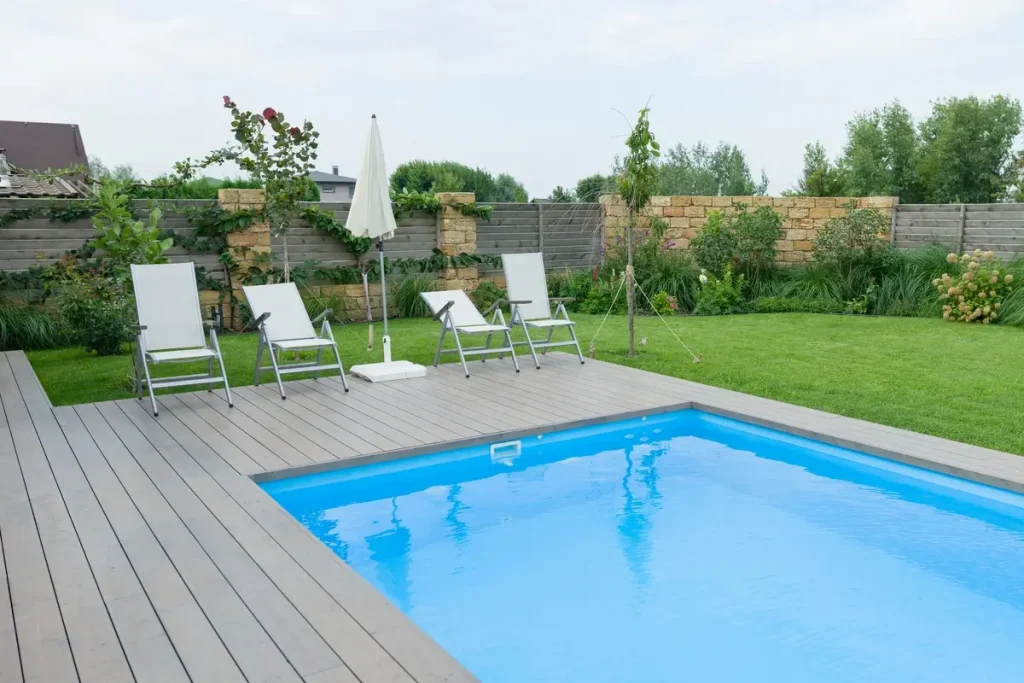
[26, 313, 1024, 455]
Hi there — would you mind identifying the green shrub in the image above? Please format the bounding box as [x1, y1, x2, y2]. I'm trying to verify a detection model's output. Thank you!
[395, 276, 438, 318]
[744, 297, 845, 314]
[469, 280, 506, 312]
[637, 248, 700, 313]
[303, 293, 343, 323]
[0, 300, 66, 351]
[694, 265, 745, 315]
[547, 268, 593, 312]
[650, 291, 677, 316]
[54, 272, 134, 355]
[813, 205, 889, 267]
[690, 210, 736, 276]
[732, 205, 784, 281]
[582, 277, 627, 314]
[89, 185, 173, 279]
[936, 250, 1014, 323]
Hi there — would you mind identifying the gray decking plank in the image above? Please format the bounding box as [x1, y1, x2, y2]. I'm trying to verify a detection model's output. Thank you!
[248, 385, 385, 455]
[288, 382, 428, 449]
[175, 393, 300, 470]
[0, 501, 22, 683]
[388, 373, 544, 431]
[275, 385, 411, 451]
[190, 392, 317, 468]
[365, 382, 483, 440]
[200, 389, 341, 464]
[52, 407, 192, 683]
[298, 381, 445, 445]
[373, 380, 516, 434]
[0, 357, 79, 683]
[117, 398, 416, 683]
[71, 404, 248, 683]
[95, 401, 340, 681]
[233, 387, 361, 461]
[5, 356, 139, 683]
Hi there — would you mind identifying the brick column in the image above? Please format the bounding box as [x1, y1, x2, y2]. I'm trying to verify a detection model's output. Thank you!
[217, 188, 271, 328]
[435, 191, 479, 291]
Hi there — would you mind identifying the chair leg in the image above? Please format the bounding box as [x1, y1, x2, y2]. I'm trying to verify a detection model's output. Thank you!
[140, 358, 158, 417]
[451, 329, 470, 377]
[313, 347, 324, 380]
[216, 354, 234, 407]
[568, 324, 585, 364]
[206, 357, 214, 391]
[542, 326, 555, 355]
[135, 344, 144, 400]
[504, 329, 520, 373]
[267, 342, 287, 399]
[481, 331, 493, 362]
[520, 319, 540, 369]
[433, 326, 448, 368]
[253, 335, 265, 386]
[330, 343, 349, 392]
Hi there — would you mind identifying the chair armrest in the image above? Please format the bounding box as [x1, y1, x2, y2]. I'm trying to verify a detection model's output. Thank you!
[484, 299, 508, 315]
[507, 299, 532, 305]
[134, 324, 147, 332]
[311, 309, 332, 324]
[253, 312, 271, 327]
[551, 297, 575, 303]
[433, 300, 455, 321]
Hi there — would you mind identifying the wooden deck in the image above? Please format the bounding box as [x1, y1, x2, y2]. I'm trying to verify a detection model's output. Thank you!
[1, 349, 1022, 683]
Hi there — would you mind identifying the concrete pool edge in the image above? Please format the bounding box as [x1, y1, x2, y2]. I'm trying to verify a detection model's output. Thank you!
[252, 389, 1024, 497]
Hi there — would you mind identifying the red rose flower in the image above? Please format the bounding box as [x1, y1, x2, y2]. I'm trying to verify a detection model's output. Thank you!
[288, 126, 301, 136]
[262, 107, 277, 120]
[222, 95, 231, 105]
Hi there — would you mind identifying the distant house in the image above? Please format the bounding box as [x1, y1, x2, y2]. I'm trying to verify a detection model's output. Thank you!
[309, 166, 356, 202]
[0, 120, 89, 198]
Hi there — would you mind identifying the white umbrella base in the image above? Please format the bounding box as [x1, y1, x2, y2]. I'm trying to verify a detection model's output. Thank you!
[350, 360, 427, 383]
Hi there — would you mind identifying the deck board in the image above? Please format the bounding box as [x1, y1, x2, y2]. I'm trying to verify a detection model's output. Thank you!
[2, 348, 1023, 683]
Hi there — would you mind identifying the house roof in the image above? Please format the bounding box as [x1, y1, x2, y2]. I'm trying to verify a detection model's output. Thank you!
[309, 170, 356, 184]
[0, 173, 84, 198]
[0, 120, 88, 173]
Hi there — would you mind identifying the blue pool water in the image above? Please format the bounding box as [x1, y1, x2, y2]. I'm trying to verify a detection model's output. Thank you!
[263, 410, 1024, 682]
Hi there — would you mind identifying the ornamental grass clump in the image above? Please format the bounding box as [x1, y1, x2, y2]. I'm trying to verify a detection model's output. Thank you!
[935, 250, 1014, 324]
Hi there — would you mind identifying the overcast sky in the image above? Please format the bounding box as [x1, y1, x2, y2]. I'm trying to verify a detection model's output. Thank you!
[5, 0, 1022, 196]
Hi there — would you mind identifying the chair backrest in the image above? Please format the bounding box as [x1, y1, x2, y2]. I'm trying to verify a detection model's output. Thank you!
[421, 290, 487, 328]
[502, 252, 551, 320]
[243, 283, 316, 342]
[131, 262, 205, 351]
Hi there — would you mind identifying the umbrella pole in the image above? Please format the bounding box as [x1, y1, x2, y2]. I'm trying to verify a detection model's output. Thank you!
[378, 239, 392, 363]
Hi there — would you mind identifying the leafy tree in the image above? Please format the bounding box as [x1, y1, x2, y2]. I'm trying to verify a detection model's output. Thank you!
[576, 173, 616, 202]
[842, 101, 923, 201]
[390, 160, 528, 202]
[917, 95, 1023, 203]
[494, 173, 528, 202]
[618, 106, 660, 356]
[550, 185, 575, 202]
[793, 142, 847, 196]
[657, 142, 768, 196]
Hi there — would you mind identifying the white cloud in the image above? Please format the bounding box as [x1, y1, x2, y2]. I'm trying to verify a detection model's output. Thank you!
[3, 0, 1021, 195]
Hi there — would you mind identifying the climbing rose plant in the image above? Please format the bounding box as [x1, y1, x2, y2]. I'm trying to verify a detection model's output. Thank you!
[935, 250, 1014, 323]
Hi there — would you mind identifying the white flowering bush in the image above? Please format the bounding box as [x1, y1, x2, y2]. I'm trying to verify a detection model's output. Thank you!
[934, 250, 1014, 324]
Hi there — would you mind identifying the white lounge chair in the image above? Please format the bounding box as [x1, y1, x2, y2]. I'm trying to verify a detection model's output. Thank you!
[131, 262, 233, 417]
[502, 252, 585, 368]
[421, 290, 520, 377]
[243, 283, 349, 399]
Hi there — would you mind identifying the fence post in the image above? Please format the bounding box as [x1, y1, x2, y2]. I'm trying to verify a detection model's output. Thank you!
[889, 205, 897, 245]
[537, 202, 545, 255]
[958, 203, 966, 254]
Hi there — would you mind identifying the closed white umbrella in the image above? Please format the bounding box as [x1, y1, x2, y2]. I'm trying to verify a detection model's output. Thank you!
[348, 115, 426, 382]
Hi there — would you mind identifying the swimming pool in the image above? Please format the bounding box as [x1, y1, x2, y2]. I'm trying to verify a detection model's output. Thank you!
[263, 410, 1024, 682]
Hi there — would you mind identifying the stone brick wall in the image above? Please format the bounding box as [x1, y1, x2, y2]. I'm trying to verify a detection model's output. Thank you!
[600, 195, 898, 263]
[435, 192, 481, 292]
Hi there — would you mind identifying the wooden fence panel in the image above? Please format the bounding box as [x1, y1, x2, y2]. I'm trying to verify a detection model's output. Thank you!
[477, 202, 601, 272]
[894, 203, 1024, 261]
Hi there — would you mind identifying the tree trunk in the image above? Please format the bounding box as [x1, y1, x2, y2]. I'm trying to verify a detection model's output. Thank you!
[626, 205, 636, 357]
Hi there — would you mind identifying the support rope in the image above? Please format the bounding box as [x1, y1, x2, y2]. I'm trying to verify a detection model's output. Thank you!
[633, 278, 701, 363]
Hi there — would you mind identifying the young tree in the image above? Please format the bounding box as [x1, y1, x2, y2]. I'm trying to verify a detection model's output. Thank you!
[657, 142, 768, 196]
[549, 185, 575, 202]
[917, 95, 1022, 203]
[842, 101, 922, 201]
[617, 106, 660, 357]
[793, 142, 847, 196]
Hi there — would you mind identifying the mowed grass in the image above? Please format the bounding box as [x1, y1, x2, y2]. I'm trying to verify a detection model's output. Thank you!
[26, 313, 1024, 455]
